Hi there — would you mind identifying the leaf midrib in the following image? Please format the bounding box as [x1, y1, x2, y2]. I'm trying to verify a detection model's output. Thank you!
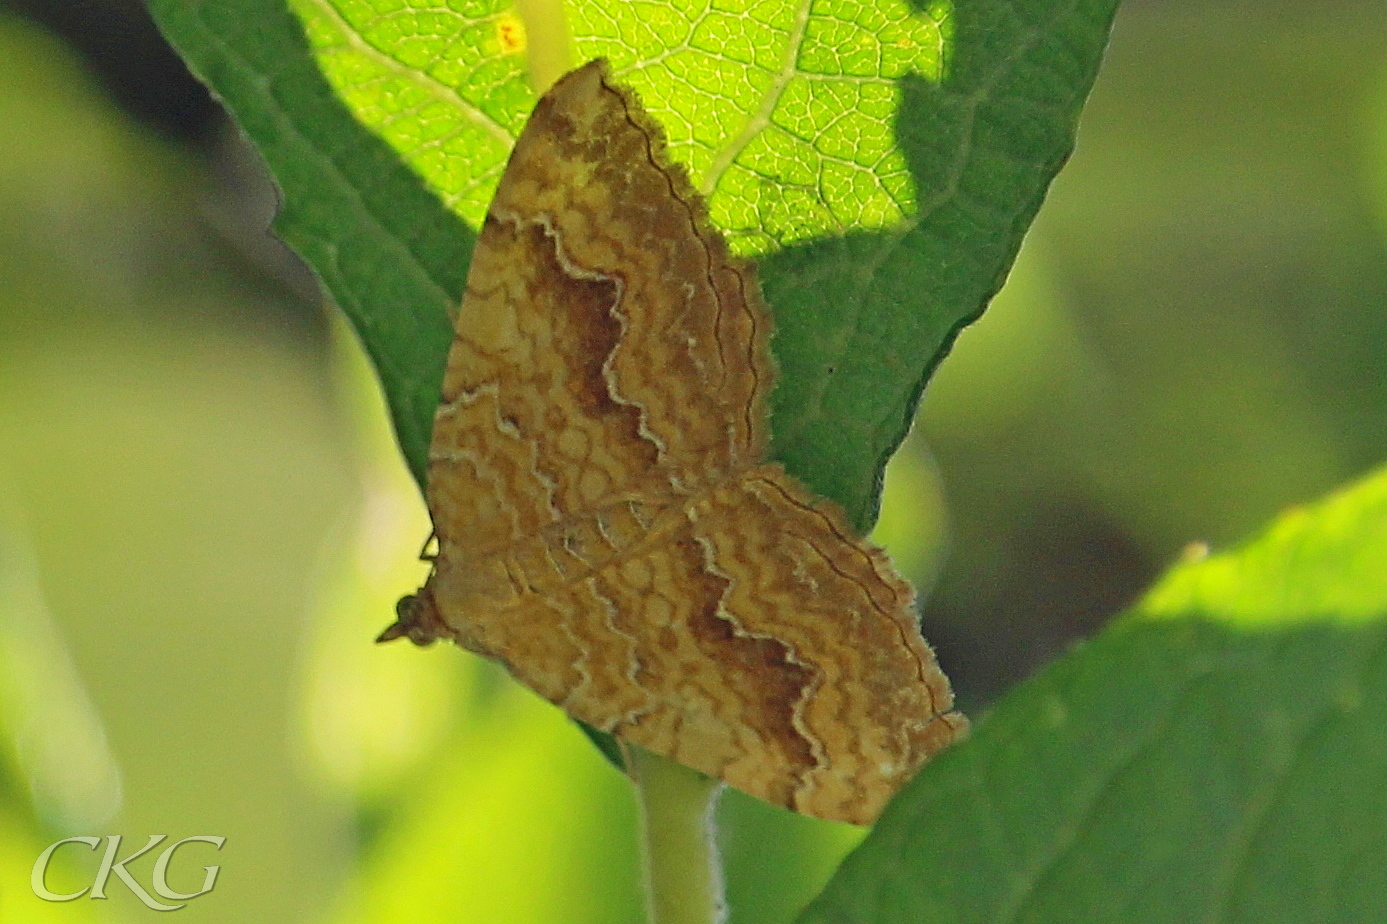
[688, 0, 815, 197]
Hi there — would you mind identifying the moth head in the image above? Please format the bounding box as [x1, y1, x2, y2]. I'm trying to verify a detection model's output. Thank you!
[379, 591, 449, 647]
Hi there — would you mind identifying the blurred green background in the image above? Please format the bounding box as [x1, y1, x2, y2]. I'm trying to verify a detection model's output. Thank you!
[2, 1, 1386, 921]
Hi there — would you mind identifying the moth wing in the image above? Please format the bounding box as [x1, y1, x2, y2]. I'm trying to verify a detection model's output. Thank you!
[428, 60, 770, 563]
[458, 463, 964, 826]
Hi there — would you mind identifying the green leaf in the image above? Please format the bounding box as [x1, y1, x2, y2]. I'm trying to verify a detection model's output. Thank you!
[144, 0, 1118, 529]
[801, 464, 1387, 924]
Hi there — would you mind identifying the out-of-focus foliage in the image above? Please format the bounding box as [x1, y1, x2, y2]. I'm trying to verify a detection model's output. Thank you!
[0, 10, 353, 920]
[2, 1, 1387, 923]
[918, 5, 1387, 699]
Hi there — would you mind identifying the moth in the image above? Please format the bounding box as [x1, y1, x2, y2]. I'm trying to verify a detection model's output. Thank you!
[384, 59, 965, 826]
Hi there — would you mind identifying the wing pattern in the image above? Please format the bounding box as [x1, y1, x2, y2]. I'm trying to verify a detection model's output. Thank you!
[390, 60, 964, 825]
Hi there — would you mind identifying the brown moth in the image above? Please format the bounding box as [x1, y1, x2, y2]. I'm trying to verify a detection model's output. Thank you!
[384, 59, 966, 826]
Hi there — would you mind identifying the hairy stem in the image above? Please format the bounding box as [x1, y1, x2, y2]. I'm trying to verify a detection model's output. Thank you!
[627, 745, 727, 924]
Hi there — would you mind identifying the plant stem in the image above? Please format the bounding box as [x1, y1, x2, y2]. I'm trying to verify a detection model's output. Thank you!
[627, 744, 727, 924]
[513, 0, 572, 94]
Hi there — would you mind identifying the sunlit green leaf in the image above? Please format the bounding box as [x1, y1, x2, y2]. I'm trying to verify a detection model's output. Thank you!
[145, 0, 1118, 529]
[802, 465, 1387, 924]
